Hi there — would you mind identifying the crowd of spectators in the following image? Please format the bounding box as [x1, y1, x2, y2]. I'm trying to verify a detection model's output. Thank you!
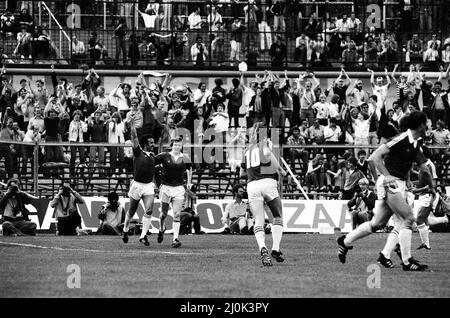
[1, 63, 450, 197]
[2, 1, 450, 68]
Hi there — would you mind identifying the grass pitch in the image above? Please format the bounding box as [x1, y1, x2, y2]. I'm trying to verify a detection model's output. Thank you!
[0, 233, 449, 298]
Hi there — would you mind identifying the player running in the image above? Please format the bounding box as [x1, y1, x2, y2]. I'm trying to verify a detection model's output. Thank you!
[337, 111, 431, 271]
[241, 123, 287, 267]
[155, 136, 192, 248]
[122, 118, 156, 246]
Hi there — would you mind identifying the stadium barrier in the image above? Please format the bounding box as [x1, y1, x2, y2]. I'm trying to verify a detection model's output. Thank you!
[24, 196, 429, 234]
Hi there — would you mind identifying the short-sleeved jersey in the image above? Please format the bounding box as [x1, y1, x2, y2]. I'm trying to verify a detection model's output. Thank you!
[155, 152, 191, 187]
[385, 130, 427, 181]
[132, 147, 155, 184]
[417, 159, 437, 189]
[243, 142, 278, 183]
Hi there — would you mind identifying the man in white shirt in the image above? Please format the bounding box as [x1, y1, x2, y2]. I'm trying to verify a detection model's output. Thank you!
[72, 35, 86, 65]
[68, 110, 88, 173]
[369, 68, 391, 112]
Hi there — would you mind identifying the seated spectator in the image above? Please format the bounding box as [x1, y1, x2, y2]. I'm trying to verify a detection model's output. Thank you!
[17, 7, 34, 31]
[310, 34, 327, 67]
[221, 184, 253, 235]
[347, 178, 376, 230]
[96, 192, 125, 235]
[50, 183, 84, 236]
[286, 126, 309, 174]
[0, 178, 36, 236]
[1, 9, 16, 37]
[180, 185, 204, 235]
[407, 34, 424, 63]
[423, 41, 440, 68]
[305, 154, 329, 192]
[308, 118, 325, 146]
[71, 35, 86, 65]
[13, 26, 32, 58]
[342, 42, 358, 68]
[33, 27, 58, 60]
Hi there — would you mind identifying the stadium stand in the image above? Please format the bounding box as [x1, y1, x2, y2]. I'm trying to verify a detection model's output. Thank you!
[1, 0, 450, 200]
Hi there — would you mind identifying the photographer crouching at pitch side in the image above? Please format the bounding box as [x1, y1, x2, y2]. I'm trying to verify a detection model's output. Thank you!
[0, 178, 37, 236]
[95, 192, 125, 235]
[50, 183, 85, 235]
[347, 178, 376, 230]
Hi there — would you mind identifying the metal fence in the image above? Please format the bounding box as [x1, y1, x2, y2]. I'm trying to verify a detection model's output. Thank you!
[1, 0, 449, 70]
[1, 140, 449, 199]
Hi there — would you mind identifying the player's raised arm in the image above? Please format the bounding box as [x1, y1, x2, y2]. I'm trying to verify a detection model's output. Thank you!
[129, 117, 139, 149]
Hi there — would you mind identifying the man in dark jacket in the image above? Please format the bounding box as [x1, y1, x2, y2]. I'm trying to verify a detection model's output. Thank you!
[347, 178, 376, 230]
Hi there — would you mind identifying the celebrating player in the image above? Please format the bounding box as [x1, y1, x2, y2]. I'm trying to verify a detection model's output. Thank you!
[155, 136, 192, 248]
[241, 123, 287, 267]
[337, 111, 431, 271]
[122, 118, 156, 246]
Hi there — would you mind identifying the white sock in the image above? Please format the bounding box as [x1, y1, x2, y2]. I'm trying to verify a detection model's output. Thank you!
[123, 213, 131, 233]
[417, 223, 430, 248]
[140, 215, 152, 239]
[271, 218, 283, 252]
[173, 221, 180, 241]
[254, 225, 266, 251]
[399, 228, 412, 264]
[381, 230, 399, 259]
[344, 222, 373, 246]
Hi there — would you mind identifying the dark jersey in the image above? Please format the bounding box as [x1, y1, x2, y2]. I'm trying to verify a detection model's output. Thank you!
[155, 152, 191, 187]
[132, 146, 155, 184]
[243, 142, 278, 183]
[384, 130, 427, 181]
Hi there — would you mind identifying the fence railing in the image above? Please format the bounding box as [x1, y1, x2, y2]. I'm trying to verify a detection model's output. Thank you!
[1, 0, 449, 70]
[1, 139, 449, 199]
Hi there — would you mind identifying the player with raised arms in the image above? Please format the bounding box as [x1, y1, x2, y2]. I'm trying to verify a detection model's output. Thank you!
[241, 122, 287, 267]
[122, 117, 156, 246]
[155, 136, 192, 248]
[337, 111, 431, 271]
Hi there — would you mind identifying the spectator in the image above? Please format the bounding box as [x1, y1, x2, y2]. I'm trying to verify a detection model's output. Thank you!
[226, 75, 244, 128]
[351, 108, 371, 157]
[17, 7, 34, 31]
[50, 183, 84, 236]
[87, 110, 106, 174]
[107, 112, 125, 176]
[190, 36, 208, 66]
[347, 178, 376, 230]
[308, 118, 325, 146]
[207, 5, 223, 40]
[22, 124, 42, 175]
[1, 9, 16, 38]
[369, 68, 391, 113]
[188, 6, 202, 34]
[128, 34, 141, 66]
[221, 184, 253, 235]
[71, 35, 86, 66]
[68, 110, 87, 175]
[13, 26, 32, 59]
[269, 35, 286, 67]
[305, 154, 329, 192]
[294, 33, 310, 67]
[313, 93, 330, 126]
[347, 79, 369, 108]
[193, 82, 211, 108]
[87, 31, 99, 66]
[180, 185, 204, 235]
[230, 17, 244, 67]
[211, 21, 225, 66]
[27, 107, 45, 133]
[113, 17, 128, 65]
[96, 192, 125, 235]
[286, 126, 309, 174]
[431, 120, 450, 161]
[43, 107, 66, 163]
[270, 0, 286, 33]
[298, 73, 320, 126]
[347, 12, 362, 33]
[110, 83, 132, 112]
[333, 68, 351, 108]
[340, 156, 364, 200]
[424, 41, 441, 68]
[256, 0, 272, 52]
[0, 178, 36, 236]
[0, 117, 19, 178]
[342, 42, 358, 68]
[407, 34, 424, 63]
[356, 150, 369, 178]
[310, 34, 327, 67]
[243, 0, 258, 47]
[431, 81, 449, 125]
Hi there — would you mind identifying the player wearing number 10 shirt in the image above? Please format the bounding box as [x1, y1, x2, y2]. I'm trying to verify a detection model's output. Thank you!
[241, 123, 287, 267]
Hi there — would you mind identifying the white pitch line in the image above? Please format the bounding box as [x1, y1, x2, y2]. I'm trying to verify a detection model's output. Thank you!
[0, 241, 202, 256]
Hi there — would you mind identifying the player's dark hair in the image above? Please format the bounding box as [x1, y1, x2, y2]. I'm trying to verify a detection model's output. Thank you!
[357, 149, 366, 157]
[139, 134, 154, 149]
[406, 111, 427, 130]
[107, 192, 119, 202]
